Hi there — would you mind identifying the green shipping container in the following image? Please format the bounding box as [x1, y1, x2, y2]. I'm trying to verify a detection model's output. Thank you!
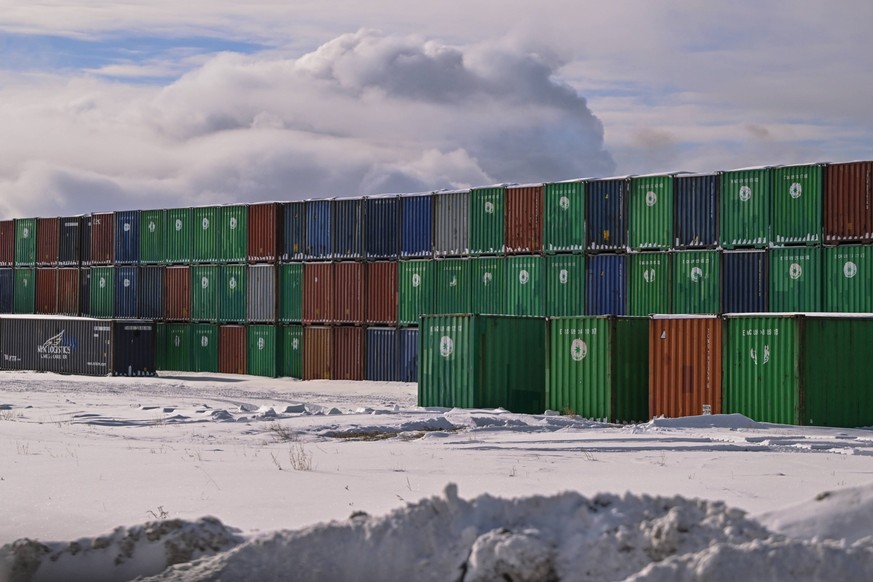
[247, 325, 279, 377]
[471, 257, 505, 315]
[434, 258, 471, 314]
[192, 206, 219, 263]
[628, 252, 670, 316]
[14, 219, 36, 267]
[672, 250, 720, 314]
[398, 260, 434, 326]
[162, 323, 193, 371]
[139, 209, 166, 264]
[720, 168, 771, 248]
[165, 208, 193, 264]
[505, 255, 544, 316]
[191, 265, 219, 322]
[769, 246, 821, 312]
[282, 325, 303, 379]
[547, 316, 649, 422]
[90, 266, 115, 318]
[470, 186, 505, 255]
[771, 164, 822, 245]
[543, 181, 585, 253]
[155, 323, 167, 369]
[629, 175, 673, 250]
[279, 263, 303, 323]
[545, 254, 585, 317]
[13, 268, 35, 314]
[219, 264, 247, 323]
[418, 315, 546, 414]
[824, 245, 873, 312]
[219, 205, 248, 263]
[192, 323, 219, 372]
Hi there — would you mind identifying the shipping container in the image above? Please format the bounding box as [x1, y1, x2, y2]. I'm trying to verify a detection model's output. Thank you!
[114, 210, 140, 265]
[366, 261, 398, 325]
[333, 261, 364, 324]
[218, 264, 246, 323]
[470, 186, 505, 255]
[247, 264, 277, 323]
[398, 328, 418, 382]
[433, 190, 469, 257]
[674, 174, 718, 248]
[366, 327, 398, 381]
[247, 325, 279, 377]
[470, 256, 506, 316]
[824, 161, 873, 243]
[772, 164, 823, 245]
[628, 252, 670, 316]
[115, 266, 138, 318]
[35, 268, 58, 314]
[586, 178, 627, 251]
[545, 254, 585, 317]
[505, 255, 544, 316]
[333, 326, 364, 381]
[720, 167, 771, 248]
[672, 250, 720, 314]
[418, 315, 546, 414]
[57, 268, 79, 316]
[398, 260, 434, 326]
[191, 265, 219, 322]
[281, 325, 303, 379]
[161, 322, 192, 371]
[303, 326, 332, 380]
[218, 205, 247, 263]
[79, 268, 91, 317]
[366, 196, 400, 259]
[89, 266, 115, 318]
[0, 269, 12, 314]
[305, 199, 332, 259]
[281, 201, 306, 262]
[649, 316, 722, 418]
[722, 250, 767, 314]
[824, 245, 873, 312]
[278, 263, 303, 323]
[36, 217, 59, 266]
[547, 316, 649, 422]
[164, 266, 191, 321]
[14, 218, 37, 267]
[80, 217, 92, 266]
[248, 202, 281, 263]
[543, 180, 585, 254]
[303, 262, 334, 323]
[505, 184, 543, 254]
[192, 206, 219, 264]
[0, 221, 14, 267]
[769, 246, 821, 312]
[58, 216, 82, 266]
[139, 209, 165, 265]
[112, 321, 157, 376]
[400, 194, 433, 258]
[139, 266, 165, 320]
[332, 198, 365, 260]
[434, 258, 471, 314]
[165, 207, 193, 264]
[192, 323, 219, 373]
[14, 268, 35, 314]
[585, 254, 626, 315]
[89, 212, 114, 265]
[218, 325, 246, 375]
[629, 174, 673, 250]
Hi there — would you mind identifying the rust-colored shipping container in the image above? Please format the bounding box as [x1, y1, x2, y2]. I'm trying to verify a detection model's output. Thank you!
[165, 266, 191, 321]
[35, 268, 58, 314]
[333, 261, 365, 324]
[248, 202, 282, 263]
[218, 325, 246, 375]
[36, 217, 59, 266]
[0, 220, 14, 267]
[649, 316, 722, 418]
[333, 326, 364, 380]
[825, 161, 873, 243]
[505, 184, 544, 254]
[303, 262, 334, 324]
[303, 326, 333, 380]
[366, 261, 398, 324]
[89, 212, 115, 265]
[57, 268, 80, 315]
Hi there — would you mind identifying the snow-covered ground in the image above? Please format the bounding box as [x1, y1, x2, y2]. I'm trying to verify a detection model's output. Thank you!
[1, 371, 872, 581]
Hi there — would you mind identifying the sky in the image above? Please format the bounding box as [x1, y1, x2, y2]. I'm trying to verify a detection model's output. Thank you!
[0, 1, 871, 219]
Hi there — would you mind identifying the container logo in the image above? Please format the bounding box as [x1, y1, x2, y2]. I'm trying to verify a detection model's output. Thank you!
[571, 339, 588, 361]
[844, 261, 858, 279]
[201, 276, 209, 289]
[439, 336, 454, 358]
[412, 273, 421, 288]
[201, 336, 209, 348]
[483, 272, 493, 285]
[643, 269, 656, 283]
[175, 219, 183, 231]
[22, 227, 30, 239]
[174, 335, 181, 347]
[739, 185, 752, 202]
[38, 331, 72, 359]
[484, 201, 495, 214]
[291, 338, 300, 351]
[258, 337, 265, 350]
[99, 277, 106, 289]
[229, 217, 238, 230]
[229, 276, 237, 290]
[202, 217, 210, 230]
[123, 223, 131, 232]
[519, 270, 530, 285]
[148, 221, 156, 233]
[22, 277, 28, 288]
[123, 278, 131, 288]
[750, 345, 770, 365]
[559, 269, 568, 284]
[789, 263, 803, 280]
[449, 276, 457, 288]
[690, 267, 704, 283]
[559, 196, 570, 210]
[645, 191, 657, 207]
[789, 182, 803, 199]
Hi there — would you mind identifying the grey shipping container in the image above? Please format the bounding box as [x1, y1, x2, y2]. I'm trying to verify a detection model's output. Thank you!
[247, 264, 277, 322]
[433, 190, 469, 257]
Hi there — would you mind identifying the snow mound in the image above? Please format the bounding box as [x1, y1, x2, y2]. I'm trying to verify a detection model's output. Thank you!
[645, 413, 769, 430]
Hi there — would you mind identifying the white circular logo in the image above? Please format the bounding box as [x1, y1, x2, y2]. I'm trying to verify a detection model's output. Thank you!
[439, 336, 454, 358]
[174, 336, 180, 347]
[123, 278, 130, 288]
[690, 267, 704, 283]
[789, 182, 802, 199]
[559, 196, 570, 210]
[123, 223, 131, 232]
[291, 338, 300, 351]
[229, 276, 237, 290]
[643, 269, 656, 283]
[148, 221, 156, 233]
[175, 219, 183, 231]
[571, 339, 588, 361]
[22, 227, 29, 239]
[412, 273, 421, 288]
[258, 338, 265, 350]
[844, 261, 858, 279]
[22, 277, 28, 287]
[519, 270, 530, 285]
[201, 276, 209, 289]
[484, 201, 494, 214]
[645, 191, 657, 207]
[229, 217, 238, 230]
[739, 185, 752, 202]
[202, 217, 210, 230]
[789, 263, 802, 280]
[483, 272, 492, 285]
[201, 336, 209, 348]
[559, 269, 568, 285]
[99, 277, 106, 289]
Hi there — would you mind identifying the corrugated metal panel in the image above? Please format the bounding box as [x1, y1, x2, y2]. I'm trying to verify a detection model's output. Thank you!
[114, 210, 140, 265]
[164, 266, 191, 321]
[629, 175, 673, 250]
[722, 250, 768, 313]
[366, 196, 400, 259]
[303, 262, 334, 323]
[218, 205, 247, 263]
[400, 194, 433, 258]
[89, 266, 115, 318]
[824, 161, 873, 243]
[0, 221, 14, 267]
[674, 174, 718, 248]
[191, 265, 219, 322]
[505, 185, 543, 254]
[155, 322, 166, 369]
[433, 190, 469, 257]
[112, 321, 157, 377]
[281, 325, 303, 379]
[719, 168, 771, 248]
[161, 323, 192, 371]
[585, 254, 626, 315]
[139, 210, 165, 265]
[398, 328, 418, 382]
[0, 317, 113, 376]
[114, 266, 139, 318]
[332, 198, 365, 260]
[505, 255, 544, 316]
[247, 325, 279, 377]
[36, 217, 59, 266]
[165, 208, 193, 264]
[434, 258, 471, 314]
[543, 181, 585, 254]
[769, 246, 821, 312]
[79, 268, 90, 316]
[13, 268, 35, 314]
[57, 268, 79, 316]
[218, 265, 246, 323]
[80, 217, 92, 267]
[824, 245, 873, 312]
[586, 178, 627, 251]
[247, 264, 277, 323]
[278, 263, 303, 323]
[248, 202, 281, 263]
[192, 323, 219, 373]
[628, 252, 670, 316]
[35, 268, 58, 314]
[333, 326, 364, 380]
[89, 212, 114, 265]
[303, 326, 332, 380]
[58, 217, 82, 267]
[471, 257, 505, 316]
[139, 266, 165, 320]
[649, 316, 722, 418]
[366, 261, 398, 325]
[305, 199, 332, 259]
[672, 250, 720, 314]
[366, 327, 398, 381]
[398, 260, 433, 326]
[545, 254, 585, 317]
[281, 201, 306, 262]
[192, 206, 219, 264]
[333, 261, 364, 324]
[470, 186, 505, 255]
[14, 218, 36, 267]
[772, 164, 823, 245]
[0, 269, 12, 314]
[218, 325, 246, 375]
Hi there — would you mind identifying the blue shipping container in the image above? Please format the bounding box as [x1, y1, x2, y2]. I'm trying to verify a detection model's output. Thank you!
[281, 201, 306, 262]
[58, 216, 82, 266]
[366, 196, 400, 259]
[332, 198, 365, 260]
[79, 268, 91, 316]
[114, 266, 139, 318]
[112, 320, 157, 376]
[114, 210, 140, 265]
[675, 174, 718, 248]
[80, 217, 93, 266]
[587, 178, 627, 251]
[401, 194, 433, 258]
[0, 269, 12, 313]
[722, 250, 767, 313]
[398, 328, 418, 382]
[586, 254, 627, 315]
[139, 266, 165, 320]
[366, 327, 398, 381]
[305, 199, 332, 259]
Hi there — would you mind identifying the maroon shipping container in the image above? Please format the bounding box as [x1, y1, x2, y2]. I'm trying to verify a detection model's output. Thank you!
[165, 266, 191, 321]
[248, 202, 281, 263]
[333, 326, 364, 380]
[505, 184, 544, 254]
[366, 261, 398, 324]
[649, 316, 723, 419]
[36, 268, 58, 314]
[303, 326, 333, 380]
[36, 217, 60, 266]
[57, 268, 80, 316]
[825, 161, 873, 243]
[219, 325, 246, 375]
[303, 262, 334, 324]
[333, 261, 365, 324]
[0, 220, 14, 267]
[89, 212, 115, 265]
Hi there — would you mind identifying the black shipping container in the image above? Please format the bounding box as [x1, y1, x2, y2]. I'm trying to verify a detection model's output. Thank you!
[80, 216, 93, 266]
[58, 216, 82, 266]
[79, 268, 91, 317]
[112, 320, 157, 376]
[281, 201, 306, 262]
[366, 196, 400, 259]
[675, 174, 718, 248]
[722, 250, 768, 313]
[0, 269, 12, 314]
[139, 266, 165, 320]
